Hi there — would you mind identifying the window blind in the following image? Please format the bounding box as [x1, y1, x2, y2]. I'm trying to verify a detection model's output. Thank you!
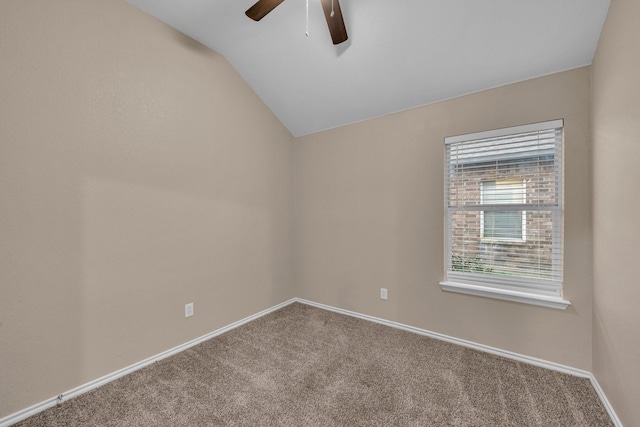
[444, 120, 563, 297]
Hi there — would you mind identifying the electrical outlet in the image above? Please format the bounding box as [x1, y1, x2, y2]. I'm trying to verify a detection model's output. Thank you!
[380, 288, 388, 300]
[185, 303, 194, 318]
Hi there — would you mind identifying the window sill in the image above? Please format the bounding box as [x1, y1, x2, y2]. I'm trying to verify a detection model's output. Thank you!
[439, 281, 571, 310]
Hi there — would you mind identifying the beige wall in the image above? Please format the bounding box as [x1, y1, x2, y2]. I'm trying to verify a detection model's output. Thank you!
[294, 67, 593, 370]
[0, 0, 294, 418]
[592, 0, 640, 425]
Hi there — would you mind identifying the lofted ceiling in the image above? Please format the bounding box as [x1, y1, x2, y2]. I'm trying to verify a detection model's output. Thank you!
[128, 0, 610, 137]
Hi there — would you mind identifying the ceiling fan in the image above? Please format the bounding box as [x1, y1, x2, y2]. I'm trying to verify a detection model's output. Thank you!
[245, 0, 348, 45]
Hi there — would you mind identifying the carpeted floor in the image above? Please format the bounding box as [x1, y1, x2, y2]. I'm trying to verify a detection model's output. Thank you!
[15, 302, 613, 426]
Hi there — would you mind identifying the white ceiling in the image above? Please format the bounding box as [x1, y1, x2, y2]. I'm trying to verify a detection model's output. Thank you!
[128, 0, 610, 137]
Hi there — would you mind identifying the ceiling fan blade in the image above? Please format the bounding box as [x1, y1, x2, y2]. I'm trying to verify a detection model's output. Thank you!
[320, 0, 348, 45]
[245, 0, 285, 21]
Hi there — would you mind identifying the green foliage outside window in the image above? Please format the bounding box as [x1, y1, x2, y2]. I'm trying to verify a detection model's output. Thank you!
[451, 255, 493, 274]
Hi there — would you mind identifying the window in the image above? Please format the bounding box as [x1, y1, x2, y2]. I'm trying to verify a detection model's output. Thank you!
[481, 179, 526, 241]
[441, 120, 569, 309]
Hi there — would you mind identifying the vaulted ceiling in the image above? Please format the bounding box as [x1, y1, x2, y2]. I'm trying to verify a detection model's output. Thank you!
[128, 0, 610, 136]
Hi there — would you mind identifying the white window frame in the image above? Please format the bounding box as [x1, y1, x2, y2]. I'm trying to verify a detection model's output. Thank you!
[440, 120, 570, 310]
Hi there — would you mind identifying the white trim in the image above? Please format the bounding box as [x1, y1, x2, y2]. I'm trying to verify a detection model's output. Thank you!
[294, 298, 621, 426]
[1, 296, 621, 427]
[440, 280, 571, 310]
[0, 298, 297, 427]
[589, 375, 624, 427]
[445, 119, 564, 145]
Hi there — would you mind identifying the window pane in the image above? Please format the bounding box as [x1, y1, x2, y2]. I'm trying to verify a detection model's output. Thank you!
[481, 180, 525, 240]
[484, 210, 523, 239]
[482, 180, 525, 204]
[450, 210, 555, 280]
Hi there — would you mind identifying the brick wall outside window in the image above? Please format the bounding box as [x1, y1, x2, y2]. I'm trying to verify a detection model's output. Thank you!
[449, 156, 556, 280]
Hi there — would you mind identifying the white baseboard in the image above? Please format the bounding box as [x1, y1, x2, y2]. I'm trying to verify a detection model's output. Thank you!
[589, 375, 623, 427]
[1, 297, 622, 427]
[0, 298, 297, 427]
[294, 298, 623, 427]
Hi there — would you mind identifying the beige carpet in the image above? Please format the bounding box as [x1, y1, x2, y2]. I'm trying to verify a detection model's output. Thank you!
[15, 302, 613, 426]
